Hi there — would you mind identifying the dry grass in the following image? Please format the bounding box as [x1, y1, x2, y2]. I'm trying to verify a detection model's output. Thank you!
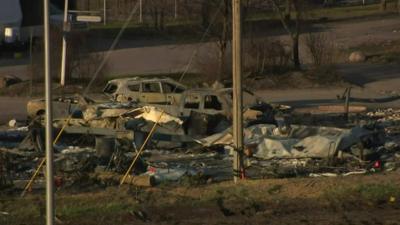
[2, 171, 400, 225]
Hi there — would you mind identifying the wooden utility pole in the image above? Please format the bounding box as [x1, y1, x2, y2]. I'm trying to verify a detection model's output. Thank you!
[232, 0, 244, 183]
[44, 0, 55, 224]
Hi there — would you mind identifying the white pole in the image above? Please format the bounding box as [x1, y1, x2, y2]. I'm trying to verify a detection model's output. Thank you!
[232, 0, 244, 183]
[60, 0, 69, 87]
[139, 0, 143, 23]
[44, 0, 55, 224]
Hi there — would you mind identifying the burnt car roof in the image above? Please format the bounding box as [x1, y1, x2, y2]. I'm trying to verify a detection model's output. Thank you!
[107, 77, 186, 87]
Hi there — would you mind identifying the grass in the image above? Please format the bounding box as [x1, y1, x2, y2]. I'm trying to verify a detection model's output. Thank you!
[307, 2, 399, 20]
[323, 183, 400, 206]
[2, 175, 400, 225]
[0, 188, 140, 225]
[247, 3, 395, 22]
[87, 3, 399, 43]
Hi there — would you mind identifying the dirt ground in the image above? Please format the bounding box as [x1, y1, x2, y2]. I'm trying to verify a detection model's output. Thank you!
[1, 171, 400, 225]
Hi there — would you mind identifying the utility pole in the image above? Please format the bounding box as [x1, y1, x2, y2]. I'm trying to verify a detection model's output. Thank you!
[60, 0, 69, 87]
[139, 0, 143, 23]
[44, 0, 55, 225]
[232, 0, 244, 183]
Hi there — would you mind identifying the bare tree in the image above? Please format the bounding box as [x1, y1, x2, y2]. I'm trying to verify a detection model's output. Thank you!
[305, 32, 336, 67]
[216, 0, 231, 80]
[284, 0, 292, 22]
[270, 0, 305, 70]
[199, 0, 232, 80]
[381, 0, 387, 11]
[398, 0, 400, 14]
[147, 0, 170, 31]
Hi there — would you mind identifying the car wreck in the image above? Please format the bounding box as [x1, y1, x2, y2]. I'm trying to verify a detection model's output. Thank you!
[1, 77, 400, 191]
[103, 77, 187, 104]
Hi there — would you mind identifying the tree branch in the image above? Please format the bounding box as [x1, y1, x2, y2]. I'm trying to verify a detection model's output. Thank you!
[270, 0, 294, 39]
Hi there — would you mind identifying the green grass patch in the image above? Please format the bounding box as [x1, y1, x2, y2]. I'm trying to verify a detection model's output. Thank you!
[323, 183, 400, 205]
[87, 3, 398, 43]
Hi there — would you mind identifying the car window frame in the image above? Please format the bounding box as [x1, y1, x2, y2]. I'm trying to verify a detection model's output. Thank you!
[142, 82, 162, 93]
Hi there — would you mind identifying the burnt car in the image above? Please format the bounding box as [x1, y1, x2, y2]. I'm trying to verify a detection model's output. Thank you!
[26, 95, 94, 119]
[103, 77, 187, 104]
[150, 88, 281, 119]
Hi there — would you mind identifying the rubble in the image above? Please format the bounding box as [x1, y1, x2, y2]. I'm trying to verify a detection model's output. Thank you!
[2, 82, 400, 192]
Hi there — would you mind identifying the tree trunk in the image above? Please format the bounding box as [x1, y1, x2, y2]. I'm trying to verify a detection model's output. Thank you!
[201, 1, 210, 29]
[218, 46, 226, 80]
[153, 9, 159, 30]
[284, 0, 292, 22]
[398, 0, 400, 14]
[292, 35, 300, 69]
[217, 0, 230, 80]
[292, 1, 301, 70]
[160, 10, 165, 31]
[381, 0, 387, 11]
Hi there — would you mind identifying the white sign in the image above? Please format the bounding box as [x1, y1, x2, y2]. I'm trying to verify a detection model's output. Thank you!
[76, 15, 102, 23]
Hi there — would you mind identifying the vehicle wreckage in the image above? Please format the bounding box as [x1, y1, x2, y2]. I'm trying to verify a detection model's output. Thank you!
[1, 79, 400, 190]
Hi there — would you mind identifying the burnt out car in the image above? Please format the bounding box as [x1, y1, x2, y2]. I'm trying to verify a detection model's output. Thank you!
[26, 95, 94, 119]
[103, 77, 187, 104]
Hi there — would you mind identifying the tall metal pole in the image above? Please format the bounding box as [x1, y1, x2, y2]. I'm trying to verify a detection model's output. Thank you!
[60, 0, 69, 87]
[139, 0, 143, 23]
[44, 0, 55, 224]
[232, 0, 244, 183]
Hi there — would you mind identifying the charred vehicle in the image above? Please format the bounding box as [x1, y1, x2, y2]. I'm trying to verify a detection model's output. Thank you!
[103, 77, 187, 104]
[26, 95, 94, 119]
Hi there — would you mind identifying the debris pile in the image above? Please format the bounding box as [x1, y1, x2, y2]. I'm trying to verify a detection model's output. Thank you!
[1, 80, 400, 191]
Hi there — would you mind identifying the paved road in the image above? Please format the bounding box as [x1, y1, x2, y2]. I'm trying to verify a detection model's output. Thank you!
[99, 16, 400, 76]
[1, 16, 400, 123]
[256, 63, 400, 108]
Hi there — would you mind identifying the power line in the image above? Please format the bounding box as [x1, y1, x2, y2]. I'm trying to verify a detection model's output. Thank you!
[83, 2, 140, 95]
[178, 1, 225, 82]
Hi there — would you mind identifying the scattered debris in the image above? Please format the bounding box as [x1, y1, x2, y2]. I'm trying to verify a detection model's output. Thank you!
[1, 78, 400, 191]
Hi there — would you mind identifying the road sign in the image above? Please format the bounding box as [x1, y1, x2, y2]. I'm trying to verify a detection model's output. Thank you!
[76, 15, 102, 23]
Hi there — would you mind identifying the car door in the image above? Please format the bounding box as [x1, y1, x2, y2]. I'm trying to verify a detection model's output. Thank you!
[177, 92, 199, 117]
[124, 82, 141, 102]
[201, 94, 227, 116]
[52, 98, 71, 119]
[140, 82, 166, 103]
[161, 81, 185, 105]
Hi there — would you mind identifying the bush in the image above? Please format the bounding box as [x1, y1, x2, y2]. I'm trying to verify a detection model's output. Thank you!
[244, 38, 291, 76]
[305, 32, 337, 67]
